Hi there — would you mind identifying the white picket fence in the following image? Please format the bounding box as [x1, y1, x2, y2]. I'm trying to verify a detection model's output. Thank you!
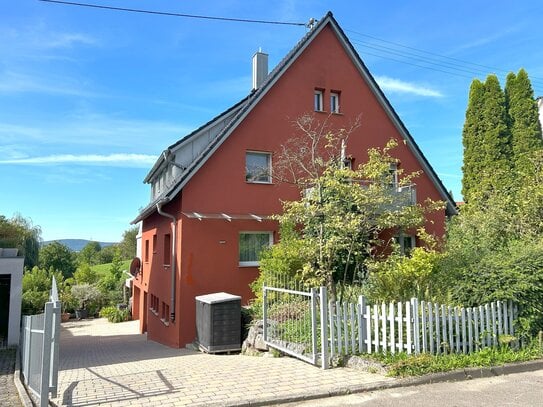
[328, 296, 518, 358]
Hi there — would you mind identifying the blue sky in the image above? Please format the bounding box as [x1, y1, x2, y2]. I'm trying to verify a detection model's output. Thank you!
[2, 1, 543, 242]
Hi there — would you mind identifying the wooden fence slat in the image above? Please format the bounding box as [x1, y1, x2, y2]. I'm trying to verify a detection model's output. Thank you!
[366, 304, 372, 354]
[397, 302, 403, 353]
[461, 307, 467, 354]
[491, 302, 497, 347]
[473, 307, 479, 351]
[467, 307, 473, 353]
[336, 301, 343, 354]
[441, 305, 447, 354]
[389, 303, 395, 354]
[358, 296, 366, 353]
[455, 307, 461, 353]
[434, 303, 441, 355]
[381, 303, 387, 351]
[349, 303, 356, 354]
[373, 304, 379, 353]
[428, 302, 434, 354]
[421, 301, 427, 353]
[497, 301, 503, 339]
[412, 298, 420, 354]
[485, 303, 491, 348]
[341, 302, 348, 353]
[503, 301, 509, 336]
[448, 306, 454, 353]
[406, 301, 412, 354]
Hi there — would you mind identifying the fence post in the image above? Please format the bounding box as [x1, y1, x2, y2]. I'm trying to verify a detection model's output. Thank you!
[40, 302, 53, 407]
[406, 301, 412, 354]
[262, 287, 268, 341]
[329, 300, 335, 359]
[358, 295, 367, 353]
[310, 288, 318, 365]
[50, 300, 61, 397]
[319, 287, 329, 370]
[411, 298, 420, 354]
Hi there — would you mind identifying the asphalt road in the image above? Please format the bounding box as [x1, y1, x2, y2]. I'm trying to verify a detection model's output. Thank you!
[283, 369, 543, 406]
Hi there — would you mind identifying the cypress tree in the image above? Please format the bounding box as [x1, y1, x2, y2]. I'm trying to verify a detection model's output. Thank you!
[505, 69, 543, 173]
[479, 74, 511, 195]
[461, 79, 486, 203]
[462, 75, 511, 205]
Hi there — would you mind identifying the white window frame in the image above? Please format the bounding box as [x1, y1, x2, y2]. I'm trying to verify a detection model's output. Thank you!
[395, 234, 415, 255]
[330, 92, 340, 113]
[239, 231, 273, 267]
[246, 151, 272, 184]
[314, 89, 324, 112]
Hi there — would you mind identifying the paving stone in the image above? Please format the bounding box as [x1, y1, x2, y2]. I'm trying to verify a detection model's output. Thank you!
[50, 318, 393, 406]
[0, 348, 22, 407]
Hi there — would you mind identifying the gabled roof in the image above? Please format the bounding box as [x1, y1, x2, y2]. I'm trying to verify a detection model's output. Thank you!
[133, 11, 457, 224]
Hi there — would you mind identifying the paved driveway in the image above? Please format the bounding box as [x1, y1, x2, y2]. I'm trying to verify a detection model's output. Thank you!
[51, 318, 392, 406]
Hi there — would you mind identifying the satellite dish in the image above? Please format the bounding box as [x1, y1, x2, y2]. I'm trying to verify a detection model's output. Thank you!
[129, 257, 141, 277]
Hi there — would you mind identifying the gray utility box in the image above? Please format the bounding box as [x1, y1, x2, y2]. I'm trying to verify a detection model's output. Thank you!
[195, 292, 242, 353]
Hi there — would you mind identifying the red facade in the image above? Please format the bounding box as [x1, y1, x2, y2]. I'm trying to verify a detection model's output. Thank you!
[132, 14, 455, 348]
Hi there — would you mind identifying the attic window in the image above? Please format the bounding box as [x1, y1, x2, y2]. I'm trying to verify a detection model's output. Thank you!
[314, 89, 324, 112]
[246, 151, 271, 183]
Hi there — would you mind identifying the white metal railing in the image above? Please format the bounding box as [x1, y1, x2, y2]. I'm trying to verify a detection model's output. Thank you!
[20, 277, 61, 407]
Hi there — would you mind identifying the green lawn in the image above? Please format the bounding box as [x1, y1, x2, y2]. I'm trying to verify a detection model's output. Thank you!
[91, 260, 131, 277]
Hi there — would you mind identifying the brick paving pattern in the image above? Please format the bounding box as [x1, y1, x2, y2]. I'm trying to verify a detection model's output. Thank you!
[0, 348, 22, 407]
[51, 318, 393, 406]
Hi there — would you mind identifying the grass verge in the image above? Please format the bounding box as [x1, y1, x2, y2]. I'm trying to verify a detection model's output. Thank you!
[364, 345, 543, 377]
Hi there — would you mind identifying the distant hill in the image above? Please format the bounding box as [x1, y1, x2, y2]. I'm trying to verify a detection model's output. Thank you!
[41, 239, 117, 252]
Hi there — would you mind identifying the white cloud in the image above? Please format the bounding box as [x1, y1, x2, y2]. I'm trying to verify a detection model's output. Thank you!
[0, 153, 157, 167]
[43, 33, 98, 49]
[375, 76, 443, 97]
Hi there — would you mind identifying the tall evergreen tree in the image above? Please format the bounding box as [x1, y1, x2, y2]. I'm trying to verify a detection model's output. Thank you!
[505, 69, 543, 173]
[462, 75, 511, 205]
[461, 79, 486, 203]
[479, 74, 512, 196]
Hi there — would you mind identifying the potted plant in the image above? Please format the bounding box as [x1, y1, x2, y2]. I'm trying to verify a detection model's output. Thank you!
[71, 284, 101, 320]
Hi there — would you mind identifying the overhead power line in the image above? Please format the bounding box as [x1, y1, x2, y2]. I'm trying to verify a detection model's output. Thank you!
[346, 28, 543, 86]
[38, 0, 307, 26]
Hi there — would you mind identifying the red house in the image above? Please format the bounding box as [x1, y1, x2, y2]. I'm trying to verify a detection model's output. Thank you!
[131, 12, 456, 348]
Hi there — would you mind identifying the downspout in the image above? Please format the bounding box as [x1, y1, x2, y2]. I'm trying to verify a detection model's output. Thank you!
[156, 200, 177, 323]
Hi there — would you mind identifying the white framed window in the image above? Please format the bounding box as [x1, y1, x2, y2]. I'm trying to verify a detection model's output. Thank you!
[246, 151, 272, 183]
[395, 234, 415, 255]
[239, 232, 273, 267]
[314, 89, 324, 111]
[330, 92, 340, 113]
[389, 162, 399, 188]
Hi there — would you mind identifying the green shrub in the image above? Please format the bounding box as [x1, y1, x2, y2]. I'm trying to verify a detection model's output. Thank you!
[99, 306, 130, 323]
[365, 245, 447, 304]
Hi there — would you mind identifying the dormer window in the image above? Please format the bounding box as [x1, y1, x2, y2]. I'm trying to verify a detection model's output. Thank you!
[314, 89, 324, 112]
[246, 151, 272, 183]
[330, 91, 340, 113]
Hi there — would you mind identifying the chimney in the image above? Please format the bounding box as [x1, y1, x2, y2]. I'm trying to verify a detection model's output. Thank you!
[252, 49, 268, 90]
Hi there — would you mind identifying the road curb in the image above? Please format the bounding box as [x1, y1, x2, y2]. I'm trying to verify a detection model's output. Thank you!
[13, 346, 34, 407]
[222, 358, 543, 406]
